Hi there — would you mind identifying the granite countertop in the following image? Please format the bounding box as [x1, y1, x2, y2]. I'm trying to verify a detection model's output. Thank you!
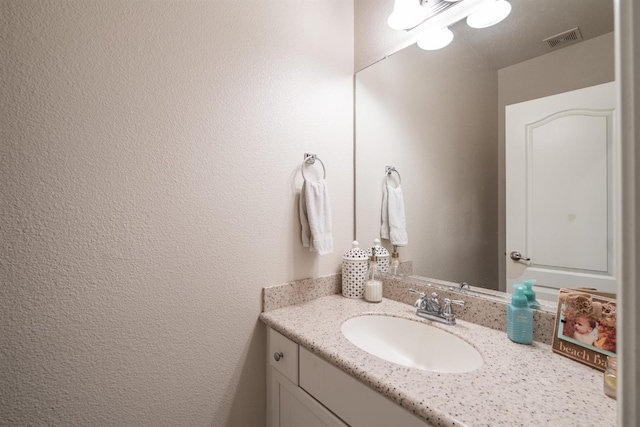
[259, 294, 616, 427]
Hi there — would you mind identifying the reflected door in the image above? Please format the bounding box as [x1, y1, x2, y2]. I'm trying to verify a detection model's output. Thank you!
[505, 82, 617, 301]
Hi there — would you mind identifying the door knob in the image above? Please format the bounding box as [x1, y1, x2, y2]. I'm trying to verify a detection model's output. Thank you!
[273, 352, 284, 362]
[510, 251, 531, 262]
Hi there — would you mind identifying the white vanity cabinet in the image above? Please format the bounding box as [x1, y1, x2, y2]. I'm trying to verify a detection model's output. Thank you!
[268, 327, 347, 427]
[267, 327, 432, 427]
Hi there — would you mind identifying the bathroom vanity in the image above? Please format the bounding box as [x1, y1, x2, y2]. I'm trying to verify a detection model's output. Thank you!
[260, 292, 616, 427]
[267, 326, 428, 427]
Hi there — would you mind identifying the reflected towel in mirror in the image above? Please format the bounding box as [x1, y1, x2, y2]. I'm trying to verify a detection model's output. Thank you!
[381, 184, 408, 246]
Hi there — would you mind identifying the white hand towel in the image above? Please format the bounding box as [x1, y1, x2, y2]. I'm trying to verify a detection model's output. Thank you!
[299, 183, 312, 249]
[299, 179, 333, 255]
[380, 185, 390, 240]
[381, 183, 408, 246]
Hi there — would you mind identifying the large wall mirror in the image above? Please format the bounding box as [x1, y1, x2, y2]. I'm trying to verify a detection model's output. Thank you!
[355, 0, 615, 297]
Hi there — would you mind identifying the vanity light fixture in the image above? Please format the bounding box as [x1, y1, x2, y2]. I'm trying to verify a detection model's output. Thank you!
[387, 0, 512, 51]
[417, 27, 454, 50]
[387, 0, 425, 30]
[466, 0, 512, 29]
[388, 0, 457, 31]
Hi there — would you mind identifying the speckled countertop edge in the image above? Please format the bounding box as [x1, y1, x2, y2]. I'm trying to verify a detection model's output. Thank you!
[260, 295, 616, 427]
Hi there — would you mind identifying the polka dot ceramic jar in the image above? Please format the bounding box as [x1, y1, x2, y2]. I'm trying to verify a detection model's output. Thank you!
[342, 241, 369, 298]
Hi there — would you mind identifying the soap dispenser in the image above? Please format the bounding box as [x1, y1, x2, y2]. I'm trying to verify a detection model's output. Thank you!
[507, 284, 533, 345]
[367, 238, 389, 273]
[364, 248, 383, 303]
[522, 279, 542, 310]
[390, 245, 401, 276]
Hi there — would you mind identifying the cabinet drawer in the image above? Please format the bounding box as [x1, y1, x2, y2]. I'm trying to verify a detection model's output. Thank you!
[269, 327, 299, 384]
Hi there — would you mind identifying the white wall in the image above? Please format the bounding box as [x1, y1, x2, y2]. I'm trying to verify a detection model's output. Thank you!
[0, 1, 354, 426]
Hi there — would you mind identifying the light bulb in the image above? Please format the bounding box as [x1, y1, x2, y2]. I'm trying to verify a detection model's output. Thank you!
[417, 27, 454, 50]
[466, 0, 512, 29]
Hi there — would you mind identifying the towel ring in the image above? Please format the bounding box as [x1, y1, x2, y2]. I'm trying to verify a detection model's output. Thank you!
[301, 153, 326, 181]
[384, 166, 402, 186]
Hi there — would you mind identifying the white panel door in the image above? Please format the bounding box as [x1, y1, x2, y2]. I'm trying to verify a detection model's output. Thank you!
[505, 82, 617, 301]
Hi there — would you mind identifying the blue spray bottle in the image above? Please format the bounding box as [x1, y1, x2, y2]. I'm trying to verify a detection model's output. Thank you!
[507, 284, 533, 344]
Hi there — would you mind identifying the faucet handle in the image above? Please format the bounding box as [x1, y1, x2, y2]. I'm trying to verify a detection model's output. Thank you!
[409, 289, 426, 309]
[442, 298, 465, 322]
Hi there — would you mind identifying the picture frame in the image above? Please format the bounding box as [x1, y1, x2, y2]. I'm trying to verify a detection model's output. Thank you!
[551, 287, 617, 372]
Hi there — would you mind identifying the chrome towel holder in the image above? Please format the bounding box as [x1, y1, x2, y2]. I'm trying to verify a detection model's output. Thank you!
[301, 153, 326, 180]
[385, 165, 402, 185]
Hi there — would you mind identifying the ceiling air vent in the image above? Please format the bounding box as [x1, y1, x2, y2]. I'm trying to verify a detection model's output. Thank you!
[543, 27, 583, 50]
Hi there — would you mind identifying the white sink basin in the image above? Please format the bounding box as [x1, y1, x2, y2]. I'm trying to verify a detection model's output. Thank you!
[341, 315, 483, 373]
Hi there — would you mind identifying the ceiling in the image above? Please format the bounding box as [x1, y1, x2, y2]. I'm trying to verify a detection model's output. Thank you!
[450, 0, 614, 69]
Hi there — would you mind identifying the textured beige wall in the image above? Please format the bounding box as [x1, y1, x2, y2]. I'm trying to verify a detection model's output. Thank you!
[497, 32, 615, 291]
[0, 1, 353, 426]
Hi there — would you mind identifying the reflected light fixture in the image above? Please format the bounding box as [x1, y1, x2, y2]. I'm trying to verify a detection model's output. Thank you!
[417, 27, 454, 50]
[466, 0, 512, 29]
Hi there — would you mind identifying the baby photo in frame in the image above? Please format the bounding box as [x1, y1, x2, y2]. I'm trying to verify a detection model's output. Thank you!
[552, 287, 617, 371]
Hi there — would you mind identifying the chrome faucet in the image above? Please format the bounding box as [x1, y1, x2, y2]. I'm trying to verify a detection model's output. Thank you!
[409, 289, 465, 325]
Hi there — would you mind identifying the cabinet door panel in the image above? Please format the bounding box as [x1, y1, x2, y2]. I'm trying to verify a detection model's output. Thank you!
[299, 347, 432, 427]
[279, 382, 344, 427]
[268, 327, 347, 427]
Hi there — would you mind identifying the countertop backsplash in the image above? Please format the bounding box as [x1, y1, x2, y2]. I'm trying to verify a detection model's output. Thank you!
[262, 273, 342, 312]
